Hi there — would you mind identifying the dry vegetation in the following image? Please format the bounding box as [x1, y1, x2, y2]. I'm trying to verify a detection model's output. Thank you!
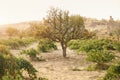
[0, 8, 120, 80]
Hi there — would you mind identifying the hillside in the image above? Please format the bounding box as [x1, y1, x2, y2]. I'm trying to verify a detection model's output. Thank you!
[0, 21, 41, 38]
[0, 18, 111, 38]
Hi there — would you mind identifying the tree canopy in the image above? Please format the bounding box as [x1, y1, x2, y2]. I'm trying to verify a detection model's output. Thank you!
[38, 8, 87, 57]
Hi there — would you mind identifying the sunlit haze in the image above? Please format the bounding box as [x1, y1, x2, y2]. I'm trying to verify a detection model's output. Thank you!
[0, 0, 120, 25]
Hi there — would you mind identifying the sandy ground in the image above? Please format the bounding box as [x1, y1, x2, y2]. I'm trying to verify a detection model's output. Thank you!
[11, 42, 105, 80]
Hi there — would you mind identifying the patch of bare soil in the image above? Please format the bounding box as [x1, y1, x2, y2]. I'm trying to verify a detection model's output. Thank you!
[32, 44, 105, 80]
[11, 43, 105, 80]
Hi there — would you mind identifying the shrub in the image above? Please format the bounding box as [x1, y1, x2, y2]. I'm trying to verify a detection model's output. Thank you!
[87, 50, 115, 70]
[0, 54, 37, 80]
[68, 39, 118, 70]
[86, 64, 96, 71]
[68, 39, 116, 52]
[38, 77, 48, 80]
[17, 58, 37, 79]
[0, 46, 37, 80]
[20, 48, 40, 61]
[103, 62, 120, 80]
[38, 39, 57, 52]
[79, 39, 115, 52]
[68, 40, 82, 50]
[0, 45, 11, 55]
[113, 42, 120, 52]
[2, 73, 23, 80]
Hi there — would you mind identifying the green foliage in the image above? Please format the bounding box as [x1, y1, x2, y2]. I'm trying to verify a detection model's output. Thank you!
[38, 77, 48, 80]
[42, 7, 86, 57]
[17, 58, 37, 79]
[38, 39, 57, 52]
[87, 50, 115, 70]
[113, 42, 120, 52]
[68, 39, 117, 52]
[103, 62, 120, 80]
[80, 39, 114, 52]
[0, 45, 37, 80]
[68, 40, 83, 50]
[68, 39, 118, 70]
[20, 48, 46, 61]
[20, 48, 39, 59]
[2, 72, 23, 80]
[87, 50, 115, 64]
[0, 38, 36, 49]
[86, 64, 96, 71]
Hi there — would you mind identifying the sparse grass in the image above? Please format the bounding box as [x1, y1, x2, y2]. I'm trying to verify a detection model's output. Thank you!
[0, 38, 37, 49]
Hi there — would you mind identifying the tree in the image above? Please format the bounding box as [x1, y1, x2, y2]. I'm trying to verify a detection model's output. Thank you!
[113, 28, 120, 41]
[6, 27, 18, 38]
[27, 22, 43, 38]
[18, 30, 25, 39]
[42, 8, 86, 57]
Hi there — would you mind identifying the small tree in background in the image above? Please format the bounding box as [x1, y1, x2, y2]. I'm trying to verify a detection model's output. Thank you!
[40, 7, 86, 57]
[6, 27, 18, 38]
[18, 30, 26, 39]
[113, 27, 120, 41]
[29, 22, 45, 38]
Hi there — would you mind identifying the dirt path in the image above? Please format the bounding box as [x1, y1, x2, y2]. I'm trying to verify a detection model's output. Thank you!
[11, 42, 105, 80]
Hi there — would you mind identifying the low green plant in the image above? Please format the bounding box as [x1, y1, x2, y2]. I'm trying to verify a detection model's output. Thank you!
[68, 39, 118, 53]
[87, 50, 115, 70]
[0, 45, 37, 80]
[86, 64, 96, 71]
[103, 62, 120, 80]
[38, 77, 48, 80]
[17, 58, 37, 79]
[38, 39, 57, 52]
[68, 40, 82, 50]
[20, 48, 40, 60]
[113, 42, 120, 52]
[72, 67, 82, 71]
[2, 72, 23, 80]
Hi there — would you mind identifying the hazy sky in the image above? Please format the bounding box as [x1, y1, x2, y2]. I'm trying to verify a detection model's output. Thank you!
[0, 0, 120, 25]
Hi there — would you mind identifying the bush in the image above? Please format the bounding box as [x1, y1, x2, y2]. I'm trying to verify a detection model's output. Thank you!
[38, 39, 57, 52]
[87, 50, 115, 70]
[103, 62, 120, 80]
[0, 45, 11, 55]
[20, 48, 40, 61]
[17, 58, 37, 79]
[0, 55, 37, 80]
[38, 77, 48, 80]
[113, 42, 120, 52]
[79, 39, 115, 52]
[86, 64, 96, 71]
[2, 73, 23, 80]
[68, 39, 116, 53]
[0, 46, 37, 80]
[68, 40, 82, 50]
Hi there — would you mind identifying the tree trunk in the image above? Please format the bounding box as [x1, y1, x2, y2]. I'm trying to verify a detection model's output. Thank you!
[61, 42, 67, 58]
